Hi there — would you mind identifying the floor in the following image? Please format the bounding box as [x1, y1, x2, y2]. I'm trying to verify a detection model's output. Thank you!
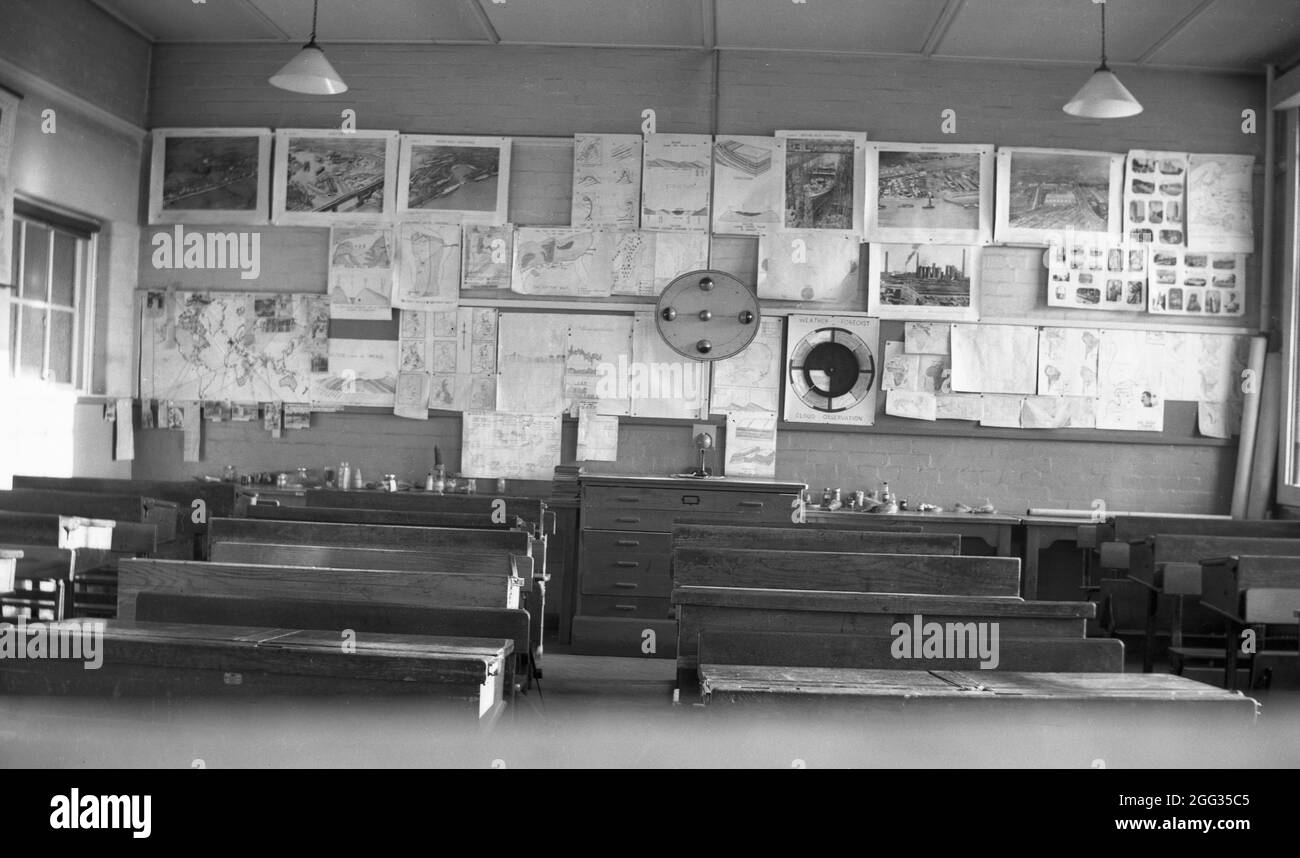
[2, 629, 1298, 769]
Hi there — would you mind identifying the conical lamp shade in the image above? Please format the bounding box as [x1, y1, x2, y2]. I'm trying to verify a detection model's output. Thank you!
[269, 44, 348, 95]
[1063, 67, 1142, 118]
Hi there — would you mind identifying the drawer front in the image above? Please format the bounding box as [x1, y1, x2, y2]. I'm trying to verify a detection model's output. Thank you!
[581, 553, 672, 597]
[570, 617, 677, 659]
[579, 594, 672, 619]
[582, 507, 679, 532]
[582, 487, 801, 527]
[581, 529, 673, 556]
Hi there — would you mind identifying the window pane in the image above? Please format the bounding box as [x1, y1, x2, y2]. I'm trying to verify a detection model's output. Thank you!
[20, 222, 49, 301]
[50, 231, 77, 308]
[19, 305, 46, 380]
[48, 309, 74, 385]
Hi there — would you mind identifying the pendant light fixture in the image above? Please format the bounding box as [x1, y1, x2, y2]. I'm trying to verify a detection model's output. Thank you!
[1063, 0, 1142, 118]
[269, 0, 348, 95]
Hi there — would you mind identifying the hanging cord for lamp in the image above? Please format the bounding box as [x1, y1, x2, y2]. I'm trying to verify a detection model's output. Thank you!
[306, 0, 320, 48]
[1098, 1, 1108, 70]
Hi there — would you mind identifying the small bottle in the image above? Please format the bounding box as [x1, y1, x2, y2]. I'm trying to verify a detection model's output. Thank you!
[352, 466, 364, 490]
[821, 487, 833, 508]
[339, 461, 351, 492]
[425, 470, 436, 491]
[433, 465, 446, 494]
[881, 481, 892, 504]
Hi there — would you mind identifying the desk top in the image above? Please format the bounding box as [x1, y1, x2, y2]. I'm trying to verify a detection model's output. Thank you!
[581, 474, 805, 493]
[807, 509, 1021, 526]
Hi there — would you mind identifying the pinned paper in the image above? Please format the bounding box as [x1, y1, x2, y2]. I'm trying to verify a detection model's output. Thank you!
[724, 411, 777, 478]
[904, 322, 951, 355]
[103, 401, 117, 422]
[395, 372, 431, 420]
[979, 394, 1025, 428]
[284, 404, 311, 430]
[262, 402, 283, 438]
[181, 401, 202, 462]
[114, 398, 134, 461]
[140, 400, 156, 429]
[576, 403, 619, 462]
[936, 393, 983, 422]
[886, 390, 937, 421]
[1198, 400, 1241, 439]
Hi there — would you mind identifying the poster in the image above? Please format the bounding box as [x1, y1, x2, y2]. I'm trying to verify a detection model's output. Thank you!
[428, 307, 498, 412]
[461, 411, 562, 481]
[724, 412, 778, 478]
[904, 322, 950, 355]
[272, 129, 399, 225]
[394, 372, 431, 420]
[629, 311, 710, 419]
[577, 403, 620, 461]
[511, 227, 614, 298]
[936, 393, 983, 422]
[1096, 330, 1164, 431]
[396, 134, 510, 223]
[1037, 327, 1100, 397]
[640, 133, 712, 231]
[1123, 150, 1188, 250]
[394, 220, 460, 310]
[881, 340, 949, 394]
[148, 127, 272, 225]
[496, 312, 567, 414]
[993, 147, 1123, 245]
[885, 390, 937, 421]
[783, 313, 880, 427]
[329, 225, 395, 320]
[461, 223, 513, 290]
[311, 338, 399, 408]
[757, 230, 864, 309]
[712, 135, 784, 235]
[949, 324, 1038, 395]
[710, 316, 784, 414]
[609, 231, 709, 297]
[1186, 153, 1254, 253]
[1147, 248, 1246, 317]
[1045, 237, 1147, 311]
[866, 141, 994, 245]
[979, 394, 1025, 428]
[565, 314, 634, 415]
[572, 133, 642, 230]
[776, 130, 866, 234]
[868, 243, 980, 321]
[1021, 395, 1096, 429]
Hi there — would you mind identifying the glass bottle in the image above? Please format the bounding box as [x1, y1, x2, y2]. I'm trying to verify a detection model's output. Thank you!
[339, 461, 351, 492]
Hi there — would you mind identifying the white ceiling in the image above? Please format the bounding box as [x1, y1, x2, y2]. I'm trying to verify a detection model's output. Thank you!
[88, 0, 1300, 72]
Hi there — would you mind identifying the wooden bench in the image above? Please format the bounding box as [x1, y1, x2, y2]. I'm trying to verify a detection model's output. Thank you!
[249, 503, 531, 531]
[0, 544, 116, 620]
[675, 516, 924, 533]
[697, 665, 1257, 721]
[0, 510, 156, 555]
[1200, 554, 1300, 690]
[13, 476, 240, 559]
[671, 522, 959, 555]
[0, 620, 512, 725]
[0, 489, 180, 544]
[1125, 534, 1300, 672]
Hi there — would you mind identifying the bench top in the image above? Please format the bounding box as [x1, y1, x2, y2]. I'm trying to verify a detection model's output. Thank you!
[671, 585, 1094, 618]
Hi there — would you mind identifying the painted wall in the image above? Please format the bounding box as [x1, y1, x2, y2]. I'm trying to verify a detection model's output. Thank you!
[0, 0, 151, 481]
[133, 42, 1265, 513]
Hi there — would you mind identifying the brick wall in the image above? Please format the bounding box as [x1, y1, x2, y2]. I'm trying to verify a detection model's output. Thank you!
[132, 43, 1268, 513]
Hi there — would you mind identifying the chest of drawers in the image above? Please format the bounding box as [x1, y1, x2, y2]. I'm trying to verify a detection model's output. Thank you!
[570, 475, 804, 657]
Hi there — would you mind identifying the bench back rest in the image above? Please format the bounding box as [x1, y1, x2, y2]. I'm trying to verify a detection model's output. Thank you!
[672, 523, 959, 555]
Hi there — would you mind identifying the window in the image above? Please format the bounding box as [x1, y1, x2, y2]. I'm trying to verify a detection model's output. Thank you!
[6, 202, 97, 390]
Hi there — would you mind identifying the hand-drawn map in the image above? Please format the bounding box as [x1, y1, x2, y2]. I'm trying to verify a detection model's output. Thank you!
[329, 225, 395, 320]
[1186, 153, 1254, 253]
[572, 133, 642, 230]
[641, 134, 712, 232]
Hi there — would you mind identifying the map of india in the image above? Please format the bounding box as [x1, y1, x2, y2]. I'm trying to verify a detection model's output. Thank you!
[140, 291, 329, 404]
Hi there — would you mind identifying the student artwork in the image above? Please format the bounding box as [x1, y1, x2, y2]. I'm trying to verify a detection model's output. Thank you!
[724, 412, 778, 477]
[148, 128, 272, 225]
[993, 147, 1123, 245]
[394, 221, 460, 311]
[885, 390, 937, 421]
[757, 230, 864, 309]
[461, 224, 513, 290]
[396, 135, 510, 224]
[1186, 153, 1254, 253]
[576, 403, 620, 461]
[865, 142, 994, 245]
[1045, 236, 1147, 311]
[571, 133, 642, 230]
[712, 135, 784, 235]
[609, 231, 710, 297]
[461, 411, 563, 481]
[979, 394, 1025, 428]
[949, 324, 1038, 395]
[328, 225, 396, 320]
[1096, 330, 1164, 431]
[406, 307, 498, 413]
[710, 316, 784, 414]
[1123, 150, 1188, 251]
[783, 313, 880, 427]
[1198, 399, 1242, 439]
[511, 227, 614, 298]
[640, 134, 713, 232]
[868, 243, 981, 321]
[496, 312, 568, 414]
[880, 341, 950, 394]
[629, 311, 711, 419]
[564, 315, 634, 415]
[1037, 327, 1100, 397]
[272, 129, 399, 225]
[283, 403, 311, 430]
[1020, 396, 1097, 430]
[1147, 249, 1246, 317]
[776, 130, 866, 234]
[903, 322, 950, 355]
[394, 371, 431, 420]
[935, 393, 983, 422]
[311, 338, 399, 408]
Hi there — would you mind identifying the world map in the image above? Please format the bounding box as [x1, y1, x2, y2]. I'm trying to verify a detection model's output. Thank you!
[139, 291, 328, 404]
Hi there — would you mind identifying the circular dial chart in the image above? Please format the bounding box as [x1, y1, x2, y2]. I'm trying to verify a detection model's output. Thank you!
[787, 324, 877, 413]
[655, 269, 761, 361]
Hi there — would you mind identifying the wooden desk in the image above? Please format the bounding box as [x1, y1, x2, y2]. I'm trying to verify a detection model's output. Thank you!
[806, 510, 1019, 558]
[1019, 516, 1090, 600]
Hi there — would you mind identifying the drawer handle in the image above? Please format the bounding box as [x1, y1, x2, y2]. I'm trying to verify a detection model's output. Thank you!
[616, 539, 641, 547]
[615, 561, 639, 568]
[613, 582, 638, 590]
[615, 496, 641, 503]
[739, 501, 764, 509]
[614, 604, 637, 611]
[615, 517, 641, 524]
[681, 495, 700, 505]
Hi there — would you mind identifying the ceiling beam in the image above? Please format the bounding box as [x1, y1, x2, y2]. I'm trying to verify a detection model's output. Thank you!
[467, 0, 502, 45]
[84, 0, 156, 42]
[702, 0, 716, 51]
[237, 0, 291, 41]
[921, 0, 965, 57]
[1135, 0, 1217, 65]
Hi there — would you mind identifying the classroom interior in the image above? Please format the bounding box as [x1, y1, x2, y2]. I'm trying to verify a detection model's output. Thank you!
[3, 0, 1300, 768]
